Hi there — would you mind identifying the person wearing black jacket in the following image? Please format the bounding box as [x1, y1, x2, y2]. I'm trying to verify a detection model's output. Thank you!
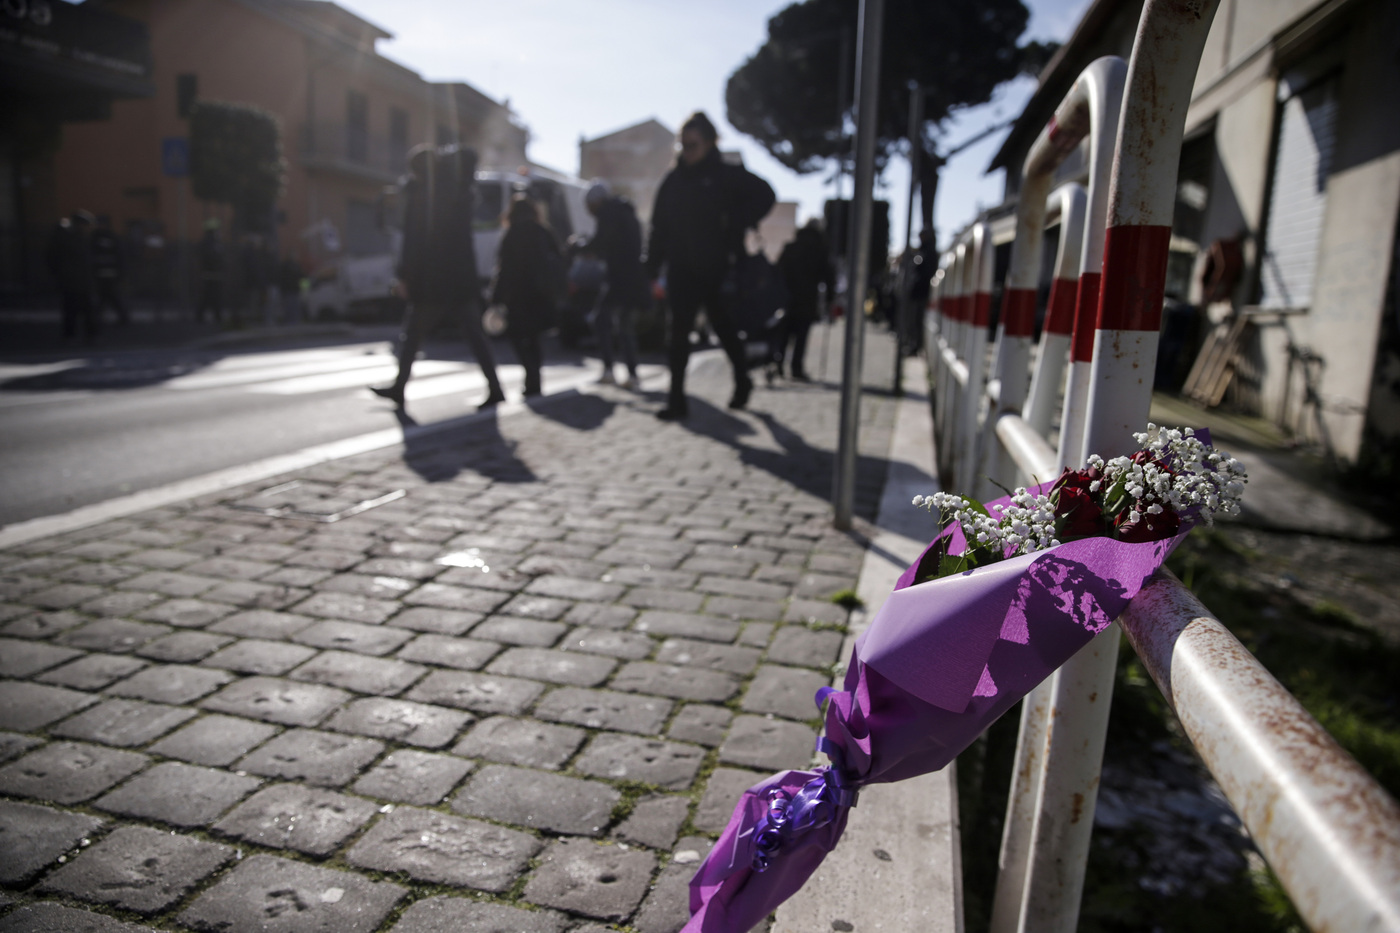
[492, 195, 562, 398]
[197, 219, 225, 324]
[646, 111, 775, 419]
[372, 145, 505, 411]
[776, 220, 835, 381]
[47, 211, 98, 342]
[584, 181, 646, 388]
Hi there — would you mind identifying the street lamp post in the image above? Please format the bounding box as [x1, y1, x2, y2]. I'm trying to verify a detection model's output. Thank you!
[893, 81, 925, 397]
[833, 0, 885, 531]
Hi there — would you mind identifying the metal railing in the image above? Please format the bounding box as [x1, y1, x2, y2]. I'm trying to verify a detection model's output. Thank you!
[922, 1, 1400, 930]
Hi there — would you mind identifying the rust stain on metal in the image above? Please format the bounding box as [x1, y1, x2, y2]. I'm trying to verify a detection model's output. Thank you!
[1121, 570, 1400, 932]
[1070, 792, 1085, 824]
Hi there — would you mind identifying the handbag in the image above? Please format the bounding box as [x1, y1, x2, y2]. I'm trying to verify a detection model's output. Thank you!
[731, 248, 789, 338]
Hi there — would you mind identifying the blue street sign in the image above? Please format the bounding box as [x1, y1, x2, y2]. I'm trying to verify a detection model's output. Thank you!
[162, 137, 190, 177]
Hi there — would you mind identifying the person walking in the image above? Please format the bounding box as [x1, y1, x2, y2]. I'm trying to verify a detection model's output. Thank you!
[775, 220, 835, 381]
[91, 215, 129, 326]
[492, 195, 563, 398]
[584, 181, 645, 388]
[900, 228, 936, 355]
[197, 219, 226, 324]
[46, 211, 99, 343]
[646, 111, 775, 420]
[372, 144, 505, 411]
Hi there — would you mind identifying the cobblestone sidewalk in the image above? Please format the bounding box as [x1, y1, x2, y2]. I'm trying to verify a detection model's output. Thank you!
[0, 327, 901, 933]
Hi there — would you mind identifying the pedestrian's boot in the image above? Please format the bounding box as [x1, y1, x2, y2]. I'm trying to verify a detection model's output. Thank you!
[728, 376, 753, 411]
[478, 375, 507, 410]
[656, 388, 689, 421]
[370, 383, 406, 408]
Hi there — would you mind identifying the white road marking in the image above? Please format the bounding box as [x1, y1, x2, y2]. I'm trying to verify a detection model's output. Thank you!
[188, 344, 386, 371]
[167, 351, 394, 390]
[0, 360, 87, 381]
[251, 360, 455, 395]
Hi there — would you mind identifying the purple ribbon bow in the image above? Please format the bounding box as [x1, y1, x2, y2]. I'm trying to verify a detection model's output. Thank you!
[747, 727, 860, 873]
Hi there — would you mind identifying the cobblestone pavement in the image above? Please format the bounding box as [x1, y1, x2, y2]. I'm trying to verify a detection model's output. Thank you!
[0, 326, 901, 932]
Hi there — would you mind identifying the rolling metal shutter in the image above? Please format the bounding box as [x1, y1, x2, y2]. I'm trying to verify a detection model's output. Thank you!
[1259, 73, 1340, 309]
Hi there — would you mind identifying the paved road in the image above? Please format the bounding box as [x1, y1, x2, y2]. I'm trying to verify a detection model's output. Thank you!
[0, 326, 902, 933]
[0, 334, 656, 526]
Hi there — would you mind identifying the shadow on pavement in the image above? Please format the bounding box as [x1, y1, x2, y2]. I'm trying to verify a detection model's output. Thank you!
[0, 353, 223, 391]
[675, 396, 889, 525]
[525, 390, 616, 431]
[398, 408, 537, 486]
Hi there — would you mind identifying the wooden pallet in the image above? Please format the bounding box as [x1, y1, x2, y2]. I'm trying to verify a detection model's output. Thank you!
[1181, 315, 1248, 407]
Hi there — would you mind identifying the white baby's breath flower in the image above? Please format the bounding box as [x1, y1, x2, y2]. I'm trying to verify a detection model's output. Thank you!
[913, 426, 1247, 573]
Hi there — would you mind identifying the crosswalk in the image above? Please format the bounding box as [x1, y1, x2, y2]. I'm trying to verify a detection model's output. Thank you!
[0, 342, 665, 407]
[164, 345, 600, 400]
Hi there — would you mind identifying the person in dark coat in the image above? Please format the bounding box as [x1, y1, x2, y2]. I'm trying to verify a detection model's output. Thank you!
[197, 219, 226, 323]
[584, 181, 646, 388]
[492, 195, 562, 398]
[241, 234, 271, 323]
[776, 219, 834, 381]
[372, 144, 505, 410]
[46, 211, 98, 342]
[91, 215, 129, 326]
[901, 228, 936, 354]
[646, 111, 775, 419]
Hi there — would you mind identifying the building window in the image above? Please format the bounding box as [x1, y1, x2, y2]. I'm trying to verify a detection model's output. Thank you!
[176, 73, 198, 118]
[1259, 71, 1341, 310]
[347, 90, 368, 164]
[390, 107, 409, 173]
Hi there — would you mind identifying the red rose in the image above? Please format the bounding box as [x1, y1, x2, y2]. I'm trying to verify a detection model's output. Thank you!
[1114, 506, 1181, 543]
[1053, 465, 1101, 495]
[1055, 485, 1105, 539]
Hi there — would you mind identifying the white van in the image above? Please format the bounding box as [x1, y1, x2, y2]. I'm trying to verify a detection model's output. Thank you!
[305, 251, 401, 321]
[472, 169, 595, 285]
[369, 167, 594, 300]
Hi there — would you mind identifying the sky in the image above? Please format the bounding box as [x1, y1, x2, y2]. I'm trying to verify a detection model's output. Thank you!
[338, 0, 1093, 251]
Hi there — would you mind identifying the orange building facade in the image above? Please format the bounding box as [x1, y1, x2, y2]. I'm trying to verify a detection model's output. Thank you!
[51, 0, 526, 284]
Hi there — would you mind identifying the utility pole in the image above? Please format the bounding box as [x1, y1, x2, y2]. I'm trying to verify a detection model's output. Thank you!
[904, 81, 923, 255]
[893, 81, 925, 397]
[834, 25, 852, 201]
[833, 0, 885, 530]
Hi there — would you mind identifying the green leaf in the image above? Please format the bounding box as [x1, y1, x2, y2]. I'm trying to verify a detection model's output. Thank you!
[963, 497, 992, 519]
[938, 553, 971, 577]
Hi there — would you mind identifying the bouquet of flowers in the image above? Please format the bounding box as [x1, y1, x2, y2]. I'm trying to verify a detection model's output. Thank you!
[684, 426, 1246, 932]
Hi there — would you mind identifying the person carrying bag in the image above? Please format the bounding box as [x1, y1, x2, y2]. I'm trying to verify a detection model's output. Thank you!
[492, 195, 564, 398]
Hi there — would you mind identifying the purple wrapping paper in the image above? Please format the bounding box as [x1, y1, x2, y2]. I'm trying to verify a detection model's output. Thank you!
[683, 497, 1191, 933]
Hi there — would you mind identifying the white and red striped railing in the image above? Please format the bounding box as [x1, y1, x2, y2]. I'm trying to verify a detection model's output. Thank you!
[919, 2, 1400, 931]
